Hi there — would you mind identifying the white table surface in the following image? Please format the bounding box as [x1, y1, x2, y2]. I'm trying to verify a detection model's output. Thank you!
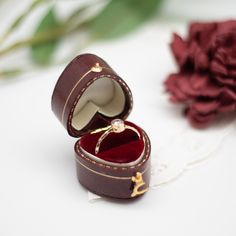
[0, 1, 236, 236]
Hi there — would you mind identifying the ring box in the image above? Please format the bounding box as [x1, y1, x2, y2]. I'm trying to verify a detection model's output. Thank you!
[51, 54, 151, 199]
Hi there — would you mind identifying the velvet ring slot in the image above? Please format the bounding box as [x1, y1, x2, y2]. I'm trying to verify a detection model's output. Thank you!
[51, 53, 151, 199]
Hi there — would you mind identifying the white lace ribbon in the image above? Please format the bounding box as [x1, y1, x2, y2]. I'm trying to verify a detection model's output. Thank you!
[150, 118, 235, 189]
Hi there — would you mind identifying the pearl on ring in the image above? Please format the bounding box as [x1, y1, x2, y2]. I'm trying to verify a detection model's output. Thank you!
[111, 119, 125, 133]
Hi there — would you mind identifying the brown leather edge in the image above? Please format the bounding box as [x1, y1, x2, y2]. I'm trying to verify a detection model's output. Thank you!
[74, 129, 151, 199]
[51, 53, 133, 137]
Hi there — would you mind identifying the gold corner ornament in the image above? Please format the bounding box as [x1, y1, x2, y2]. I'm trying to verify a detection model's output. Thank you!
[131, 172, 148, 198]
[91, 63, 103, 73]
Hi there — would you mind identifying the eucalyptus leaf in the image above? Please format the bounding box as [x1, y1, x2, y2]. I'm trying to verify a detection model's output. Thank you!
[31, 7, 60, 65]
[11, 0, 46, 29]
[0, 0, 46, 44]
[88, 0, 163, 40]
[63, 4, 93, 32]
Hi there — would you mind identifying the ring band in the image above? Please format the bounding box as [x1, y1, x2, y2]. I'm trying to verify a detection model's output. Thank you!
[94, 119, 141, 155]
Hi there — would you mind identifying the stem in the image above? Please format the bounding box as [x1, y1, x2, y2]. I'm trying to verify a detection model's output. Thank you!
[0, 69, 22, 79]
[0, 27, 66, 56]
[0, 0, 46, 44]
[0, 7, 94, 57]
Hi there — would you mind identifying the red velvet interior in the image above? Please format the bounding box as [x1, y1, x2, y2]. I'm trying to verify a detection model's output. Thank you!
[79, 121, 145, 163]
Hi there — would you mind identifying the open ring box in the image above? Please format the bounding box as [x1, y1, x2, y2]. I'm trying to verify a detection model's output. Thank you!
[51, 54, 151, 199]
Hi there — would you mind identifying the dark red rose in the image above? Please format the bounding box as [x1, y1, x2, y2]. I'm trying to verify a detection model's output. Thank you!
[210, 31, 236, 86]
[165, 20, 236, 128]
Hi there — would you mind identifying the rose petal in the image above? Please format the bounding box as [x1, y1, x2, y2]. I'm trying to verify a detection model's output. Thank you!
[176, 74, 200, 97]
[165, 74, 180, 93]
[165, 20, 236, 129]
[210, 60, 228, 76]
[186, 107, 216, 128]
[165, 74, 190, 102]
[189, 74, 209, 90]
[228, 68, 236, 77]
[192, 100, 219, 114]
[218, 103, 236, 112]
[194, 48, 209, 70]
[189, 22, 217, 49]
[188, 41, 198, 60]
[226, 53, 236, 66]
[221, 88, 236, 101]
[170, 73, 222, 98]
[200, 84, 223, 97]
[170, 89, 189, 102]
[217, 20, 236, 35]
[215, 76, 236, 86]
[170, 33, 188, 66]
[213, 48, 227, 64]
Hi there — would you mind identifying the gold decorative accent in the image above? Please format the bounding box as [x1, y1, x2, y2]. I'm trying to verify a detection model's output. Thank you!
[131, 172, 148, 197]
[90, 125, 111, 134]
[91, 63, 102, 73]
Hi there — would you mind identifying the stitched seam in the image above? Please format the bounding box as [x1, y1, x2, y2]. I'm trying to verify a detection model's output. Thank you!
[61, 65, 113, 123]
[61, 70, 92, 123]
[75, 158, 149, 179]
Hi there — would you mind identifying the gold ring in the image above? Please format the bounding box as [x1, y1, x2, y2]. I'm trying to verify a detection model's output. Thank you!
[94, 119, 141, 155]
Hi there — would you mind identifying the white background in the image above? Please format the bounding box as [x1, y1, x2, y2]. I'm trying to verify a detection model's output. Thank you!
[0, 0, 236, 236]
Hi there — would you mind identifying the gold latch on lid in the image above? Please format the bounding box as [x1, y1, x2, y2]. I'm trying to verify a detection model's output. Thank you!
[91, 63, 103, 72]
[131, 172, 148, 197]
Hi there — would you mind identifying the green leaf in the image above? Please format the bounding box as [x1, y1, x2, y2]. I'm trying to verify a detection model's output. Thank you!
[88, 0, 163, 40]
[31, 7, 60, 65]
[0, 0, 46, 44]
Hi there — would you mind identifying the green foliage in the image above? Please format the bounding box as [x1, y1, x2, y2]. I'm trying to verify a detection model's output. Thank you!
[0, 0, 163, 77]
[88, 0, 163, 40]
[31, 7, 60, 65]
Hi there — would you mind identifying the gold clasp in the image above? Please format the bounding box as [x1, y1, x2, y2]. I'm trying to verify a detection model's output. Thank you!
[91, 63, 103, 73]
[131, 172, 148, 198]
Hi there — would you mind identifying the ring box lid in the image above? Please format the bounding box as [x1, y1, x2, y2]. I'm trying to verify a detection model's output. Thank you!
[51, 54, 133, 137]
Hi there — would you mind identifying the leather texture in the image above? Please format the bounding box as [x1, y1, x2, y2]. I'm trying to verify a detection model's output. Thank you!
[51, 53, 132, 137]
[75, 129, 151, 199]
[51, 53, 151, 199]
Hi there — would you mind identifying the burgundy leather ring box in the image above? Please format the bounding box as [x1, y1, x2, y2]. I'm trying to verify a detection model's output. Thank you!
[51, 53, 151, 199]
